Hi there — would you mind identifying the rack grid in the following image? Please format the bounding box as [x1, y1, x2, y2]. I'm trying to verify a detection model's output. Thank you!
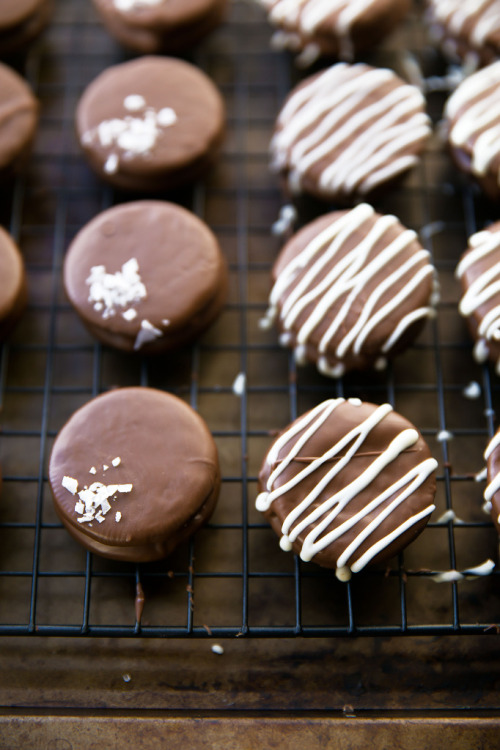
[0, 0, 499, 639]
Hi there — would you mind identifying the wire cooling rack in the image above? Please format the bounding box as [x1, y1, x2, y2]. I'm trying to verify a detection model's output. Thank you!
[0, 0, 499, 639]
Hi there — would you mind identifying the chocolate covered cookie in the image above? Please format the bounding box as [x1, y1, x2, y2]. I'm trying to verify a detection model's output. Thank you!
[260, 0, 410, 66]
[484, 428, 500, 534]
[257, 398, 437, 581]
[63, 200, 227, 354]
[92, 0, 228, 54]
[426, 0, 500, 66]
[0, 226, 27, 340]
[456, 221, 500, 374]
[0, 0, 52, 56]
[261, 203, 437, 378]
[270, 62, 431, 204]
[0, 62, 38, 180]
[75, 56, 225, 191]
[49, 387, 221, 562]
[445, 61, 500, 202]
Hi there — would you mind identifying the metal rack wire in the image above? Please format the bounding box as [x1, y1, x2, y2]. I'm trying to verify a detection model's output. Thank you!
[0, 0, 499, 639]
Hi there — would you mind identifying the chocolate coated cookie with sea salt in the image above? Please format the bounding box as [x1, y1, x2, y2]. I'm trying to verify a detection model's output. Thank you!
[49, 387, 221, 562]
[63, 200, 228, 354]
[75, 55, 225, 191]
[92, 0, 228, 54]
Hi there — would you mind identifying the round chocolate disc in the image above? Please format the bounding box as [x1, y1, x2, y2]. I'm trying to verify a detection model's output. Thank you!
[259, 0, 410, 66]
[0, 0, 53, 56]
[257, 398, 437, 580]
[0, 61, 38, 179]
[63, 200, 228, 354]
[92, 0, 228, 54]
[457, 221, 500, 374]
[0, 226, 27, 340]
[75, 55, 225, 191]
[49, 387, 221, 562]
[270, 62, 431, 204]
[262, 203, 437, 378]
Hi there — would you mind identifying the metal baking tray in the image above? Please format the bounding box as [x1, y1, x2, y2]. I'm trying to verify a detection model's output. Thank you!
[0, 0, 499, 740]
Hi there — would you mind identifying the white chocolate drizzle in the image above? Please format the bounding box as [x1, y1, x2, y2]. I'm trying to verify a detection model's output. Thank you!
[263, 203, 435, 375]
[484, 429, 500, 502]
[456, 225, 500, 374]
[445, 60, 500, 181]
[82, 96, 177, 175]
[262, 0, 385, 62]
[87, 258, 147, 320]
[271, 63, 431, 200]
[431, 558, 495, 583]
[256, 398, 437, 579]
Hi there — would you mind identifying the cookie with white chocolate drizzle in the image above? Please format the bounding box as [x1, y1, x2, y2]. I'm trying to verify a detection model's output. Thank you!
[445, 61, 500, 202]
[256, 398, 437, 581]
[426, 0, 500, 66]
[261, 203, 437, 378]
[457, 221, 500, 375]
[258, 0, 410, 67]
[270, 62, 431, 204]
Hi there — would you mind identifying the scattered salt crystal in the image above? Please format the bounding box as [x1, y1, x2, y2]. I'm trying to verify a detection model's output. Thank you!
[62, 476, 78, 495]
[112, 457, 121, 467]
[437, 430, 453, 442]
[103, 464, 109, 471]
[156, 107, 177, 127]
[89, 466, 97, 475]
[232, 372, 246, 397]
[116, 511, 122, 522]
[87, 257, 147, 319]
[211, 644, 224, 655]
[122, 308, 138, 321]
[122, 673, 131, 683]
[123, 94, 146, 112]
[463, 381, 481, 400]
[104, 153, 119, 174]
[133, 319, 163, 350]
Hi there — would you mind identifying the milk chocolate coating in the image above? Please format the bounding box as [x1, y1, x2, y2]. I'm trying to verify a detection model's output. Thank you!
[257, 399, 437, 576]
[0, 226, 28, 340]
[457, 221, 500, 372]
[75, 56, 225, 192]
[63, 200, 228, 354]
[92, 0, 228, 54]
[0, 62, 38, 179]
[260, 0, 409, 62]
[267, 204, 436, 377]
[49, 387, 221, 562]
[271, 63, 430, 205]
[0, 0, 53, 56]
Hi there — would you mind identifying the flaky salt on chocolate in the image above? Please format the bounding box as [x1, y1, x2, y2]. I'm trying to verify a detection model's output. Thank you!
[49, 387, 221, 562]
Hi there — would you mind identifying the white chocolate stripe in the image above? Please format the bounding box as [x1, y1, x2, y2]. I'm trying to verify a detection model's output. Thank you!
[485, 430, 500, 460]
[257, 400, 437, 573]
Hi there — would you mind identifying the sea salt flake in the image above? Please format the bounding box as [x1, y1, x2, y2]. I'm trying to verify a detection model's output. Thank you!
[211, 644, 224, 655]
[122, 308, 137, 321]
[104, 153, 119, 174]
[157, 107, 177, 127]
[116, 511, 122, 522]
[89, 466, 97, 475]
[124, 94, 146, 112]
[62, 476, 78, 495]
[133, 319, 163, 350]
[112, 457, 121, 467]
[103, 464, 109, 471]
[87, 257, 147, 319]
[232, 372, 246, 397]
